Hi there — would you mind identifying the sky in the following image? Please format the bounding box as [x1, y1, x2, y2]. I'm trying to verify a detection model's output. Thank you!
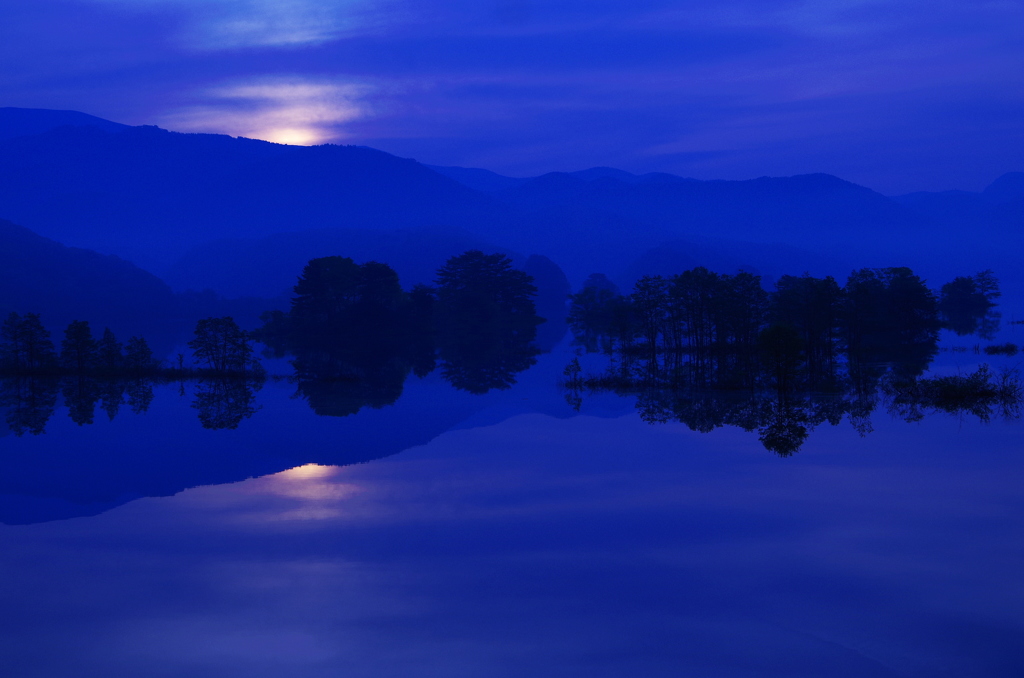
[1, 0, 1022, 194]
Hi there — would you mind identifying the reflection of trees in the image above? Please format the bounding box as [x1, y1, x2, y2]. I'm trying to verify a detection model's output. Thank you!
[62, 377, 101, 426]
[562, 309, 1024, 455]
[0, 378, 59, 436]
[291, 346, 409, 417]
[437, 330, 539, 395]
[61, 378, 158, 426]
[191, 378, 263, 430]
[124, 380, 154, 414]
[0, 373, 252, 434]
[883, 365, 1022, 424]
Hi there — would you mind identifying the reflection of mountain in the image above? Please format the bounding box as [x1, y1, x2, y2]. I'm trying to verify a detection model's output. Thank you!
[0, 350, 595, 526]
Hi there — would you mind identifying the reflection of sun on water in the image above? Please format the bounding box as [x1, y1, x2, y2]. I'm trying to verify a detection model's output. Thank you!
[280, 463, 337, 480]
[263, 464, 359, 514]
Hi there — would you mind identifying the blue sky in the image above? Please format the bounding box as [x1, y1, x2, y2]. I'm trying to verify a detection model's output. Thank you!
[2, 0, 1022, 193]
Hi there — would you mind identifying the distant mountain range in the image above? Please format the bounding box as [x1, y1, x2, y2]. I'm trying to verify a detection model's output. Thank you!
[1, 106, 1022, 317]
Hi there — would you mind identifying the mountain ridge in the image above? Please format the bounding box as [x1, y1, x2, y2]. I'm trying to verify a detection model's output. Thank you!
[2, 107, 1021, 303]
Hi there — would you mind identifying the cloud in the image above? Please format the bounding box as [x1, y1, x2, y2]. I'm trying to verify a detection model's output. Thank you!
[159, 77, 372, 144]
[84, 0, 374, 49]
[15, 0, 1024, 191]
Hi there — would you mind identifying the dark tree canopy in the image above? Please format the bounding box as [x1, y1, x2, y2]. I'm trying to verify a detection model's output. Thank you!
[291, 255, 363, 324]
[939, 270, 1001, 338]
[435, 251, 540, 393]
[60, 320, 98, 373]
[97, 328, 123, 372]
[255, 250, 544, 407]
[0, 312, 57, 373]
[435, 250, 538, 322]
[189, 317, 255, 374]
[124, 336, 156, 373]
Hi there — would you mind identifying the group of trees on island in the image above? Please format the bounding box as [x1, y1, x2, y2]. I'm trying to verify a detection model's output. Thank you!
[0, 311, 263, 378]
[2, 248, 1014, 447]
[563, 266, 1015, 456]
[1, 250, 545, 434]
[0, 311, 264, 435]
[568, 267, 1001, 388]
[255, 249, 542, 414]
[0, 312, 157, 376]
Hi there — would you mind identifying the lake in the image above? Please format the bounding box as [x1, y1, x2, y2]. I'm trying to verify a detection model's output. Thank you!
[1, 340, 1023, 677]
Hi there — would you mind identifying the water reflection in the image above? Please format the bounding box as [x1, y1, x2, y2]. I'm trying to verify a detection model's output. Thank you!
[4, 411, 1022, 676]
[0, 377, 58, 435]
[192, 377, 263, 430]
[565, 354, 1022, 456]
[0, 376, 158, 435]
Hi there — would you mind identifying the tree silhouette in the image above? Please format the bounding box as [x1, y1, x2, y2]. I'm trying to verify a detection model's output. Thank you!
[97, 328, 123, 373]
[290, 256, 362, 337]
[60, 320, 98, 373]
[435, 251, 538, 325]
[939, 270, 1001, 338]
[0, 313, 57, 373]
[435, 251, 541, 393]
[124, 336, 156, 373]
[189, 317, 255, 374]
[568, 274, 630, 352]
[770, 273, 842, 375]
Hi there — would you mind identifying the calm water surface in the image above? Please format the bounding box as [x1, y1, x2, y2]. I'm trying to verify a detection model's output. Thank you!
[1, 346, 1023, 677]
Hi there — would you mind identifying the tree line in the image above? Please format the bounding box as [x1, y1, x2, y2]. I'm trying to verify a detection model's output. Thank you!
[568, 267, 1000, 390]
[0, 312, 263, 377]
[1, 250, 545, 433]
[562, 266, 1013, 455]
[255, 249, 543, 415]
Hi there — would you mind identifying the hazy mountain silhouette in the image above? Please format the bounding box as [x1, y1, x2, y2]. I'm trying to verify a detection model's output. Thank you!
[983, 172, 1024, 203]
[3, 107, 1023, 307]
[426, 165, 530, 192]
[490, 171, 921, 246]
[0, 218, 180, 340]
[428, 166, 942, 284]
[0, 115, 502, 271]
[894, 173, 1024, 232]
[0, 106, 128, 141]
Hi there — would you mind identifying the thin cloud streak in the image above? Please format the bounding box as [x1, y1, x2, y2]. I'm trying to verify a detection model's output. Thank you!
[85, 0, 376, 49]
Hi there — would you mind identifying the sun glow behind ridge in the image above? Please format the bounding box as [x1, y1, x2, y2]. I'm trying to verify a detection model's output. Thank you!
[160, 78, 370, 145]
